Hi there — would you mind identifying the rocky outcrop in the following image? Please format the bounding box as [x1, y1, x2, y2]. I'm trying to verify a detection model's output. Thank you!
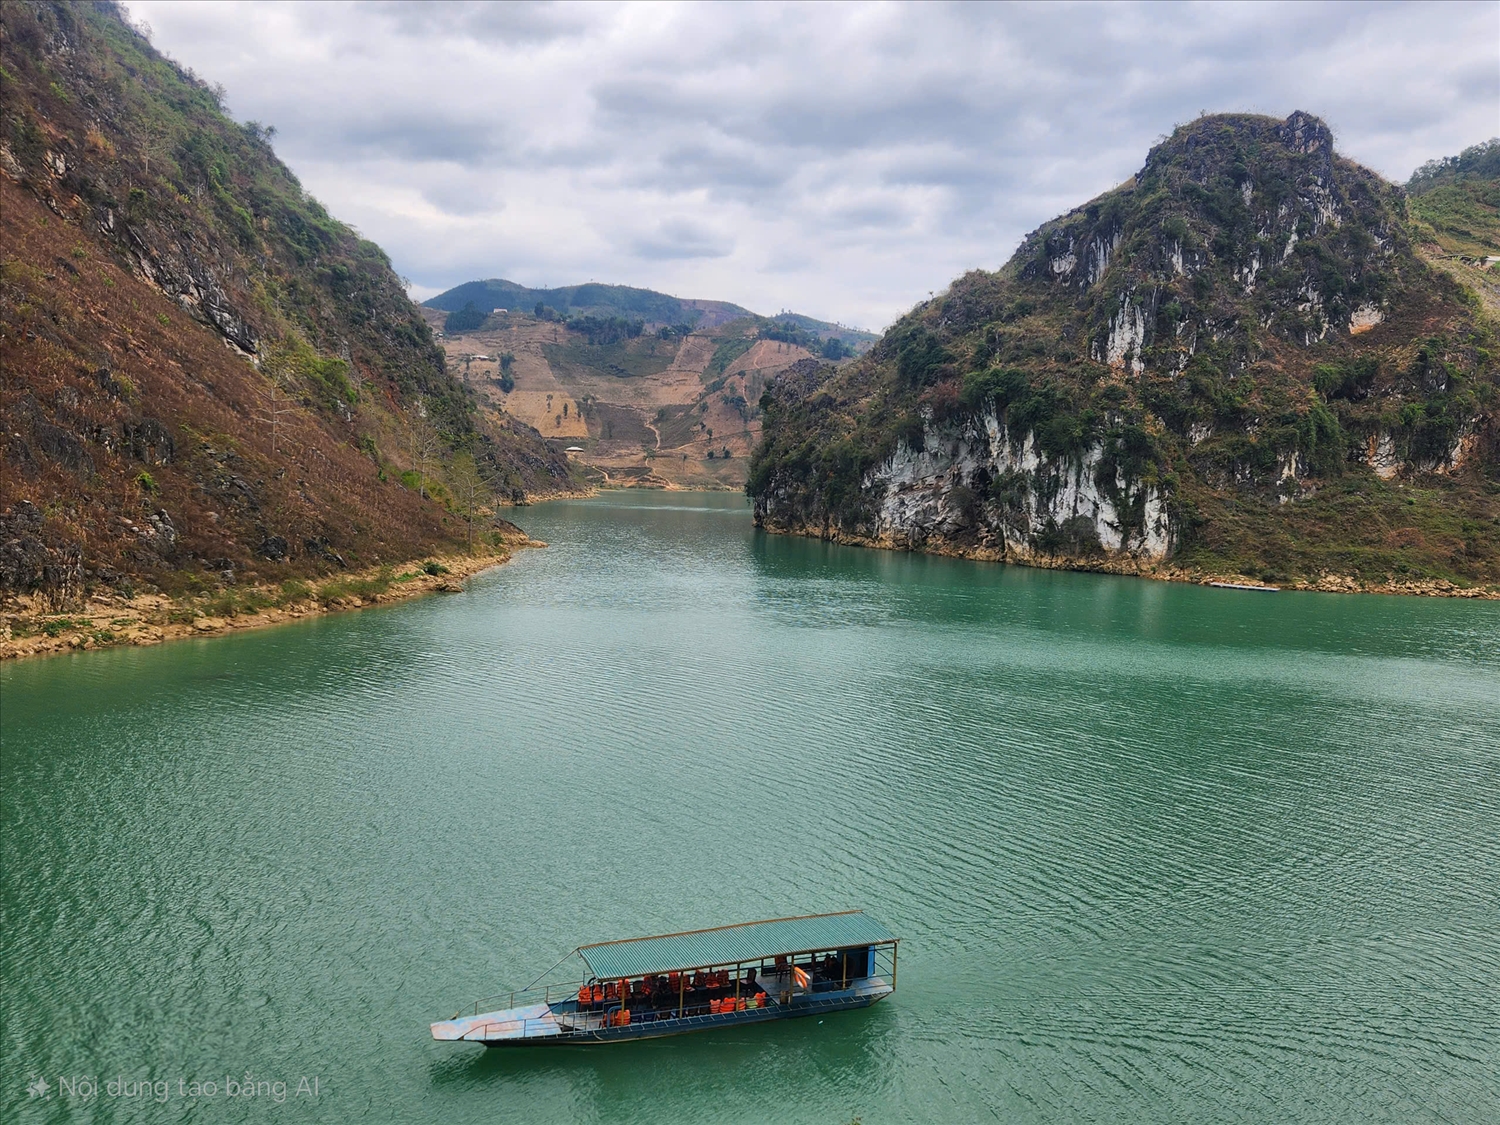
[755, 410, 1169, 566]
[0, 501, 83, 606]
[863, 412, 1168, 560]
[122, 223, 260, 354]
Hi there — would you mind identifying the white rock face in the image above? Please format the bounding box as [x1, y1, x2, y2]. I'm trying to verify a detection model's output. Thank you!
[1366, 432, 1401, 479]
[863, 411, 1171, 561]
[1239, 251, 1261, 293]
[1349, 304, 1383, 334]
[1087, 230, 1121, 285]
[1101, 298, 1148, 375]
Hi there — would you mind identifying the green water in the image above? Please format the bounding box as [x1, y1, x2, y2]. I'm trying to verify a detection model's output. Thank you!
[3, 492, 1498, 1123]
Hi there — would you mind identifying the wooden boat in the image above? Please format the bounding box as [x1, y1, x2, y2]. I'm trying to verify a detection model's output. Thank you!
[430, 910, 898, 1046]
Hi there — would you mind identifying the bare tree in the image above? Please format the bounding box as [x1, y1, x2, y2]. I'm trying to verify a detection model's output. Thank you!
[406, 404, 441, 499]
[253, 382, 296, 457]
[448, 453, 495, 554]
[139, 121, 171, 177]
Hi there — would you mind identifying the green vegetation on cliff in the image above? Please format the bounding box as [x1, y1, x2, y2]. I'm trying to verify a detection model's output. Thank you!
[750, 114, 1500, 589]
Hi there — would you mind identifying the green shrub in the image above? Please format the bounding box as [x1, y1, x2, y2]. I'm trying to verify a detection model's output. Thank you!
[1034, 515, 1104, 557]
[278, 579, 313, 604]
[1313, 357, 1377, 401]
[41, 617, 90, 637]
[894, 325, 952, 390]
[959, 367, 1028, 413]
[239, 590, 274, 614]
[445, 302, 486, 333]
[204, 592, 238, 618]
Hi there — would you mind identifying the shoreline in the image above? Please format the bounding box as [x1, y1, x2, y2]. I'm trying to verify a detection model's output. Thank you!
[754, 521, 1500, 599]
[0, 542, 543, 663]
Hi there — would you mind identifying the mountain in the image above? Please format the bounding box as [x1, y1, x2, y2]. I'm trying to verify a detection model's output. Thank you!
[425, 278, 878, 350]
[749, 113, 1500, 594]
[0, 2, 580, 605]
[424, 282, 876, 489]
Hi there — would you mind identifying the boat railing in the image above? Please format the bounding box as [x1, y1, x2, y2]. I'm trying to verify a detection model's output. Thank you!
[457, 981, 589, 1018]
[465, 986, 893, 1041]
[458, 942, 898, 1022]
[463, 1015, 554, 1041]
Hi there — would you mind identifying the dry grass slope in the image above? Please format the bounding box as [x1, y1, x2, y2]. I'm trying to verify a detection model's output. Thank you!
[0, 1, 583, 609]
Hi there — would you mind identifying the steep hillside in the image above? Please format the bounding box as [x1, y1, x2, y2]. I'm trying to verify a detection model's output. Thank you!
[750, 113, 1500, 593]
[1, 2, 580, 605]
[427, 307, 823, 489]
[1406, 139, 1500, 317]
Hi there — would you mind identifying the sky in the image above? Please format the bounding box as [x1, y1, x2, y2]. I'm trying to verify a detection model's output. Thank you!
[124, 0, 1499, 331]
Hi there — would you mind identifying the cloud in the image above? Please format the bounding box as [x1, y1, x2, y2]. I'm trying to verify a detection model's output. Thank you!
[126, 0, 1499, 330]
[630, 218, 734, 261]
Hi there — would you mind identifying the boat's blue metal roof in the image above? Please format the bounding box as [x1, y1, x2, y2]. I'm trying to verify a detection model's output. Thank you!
[578, 911, 897, 980]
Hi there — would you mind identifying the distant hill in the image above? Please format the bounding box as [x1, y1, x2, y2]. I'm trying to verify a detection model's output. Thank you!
[425, 279, 878, 350]
[1406, 137, 1500, 196]
[425, 300, 847, 491]
[1405, 139, 1500, 317]
[0, 2, 580, 605]
[750, 113, 1500, 594]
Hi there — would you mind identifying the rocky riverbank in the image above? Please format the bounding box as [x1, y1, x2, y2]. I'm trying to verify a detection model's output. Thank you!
[754, 519, 1500, 598]
[0, 541, 544, 662]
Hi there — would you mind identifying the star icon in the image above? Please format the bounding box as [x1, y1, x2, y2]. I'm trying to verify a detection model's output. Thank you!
[27, 1076, 51, 1099]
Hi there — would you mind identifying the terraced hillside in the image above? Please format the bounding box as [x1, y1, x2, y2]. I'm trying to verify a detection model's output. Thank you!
[426, 307, 824, 488]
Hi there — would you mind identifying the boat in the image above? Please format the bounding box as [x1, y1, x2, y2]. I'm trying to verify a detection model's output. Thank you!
[430, 910, 899, 1046]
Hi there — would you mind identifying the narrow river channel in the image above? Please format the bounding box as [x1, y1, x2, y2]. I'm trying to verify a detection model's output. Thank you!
[4, 492, 1497, 1123]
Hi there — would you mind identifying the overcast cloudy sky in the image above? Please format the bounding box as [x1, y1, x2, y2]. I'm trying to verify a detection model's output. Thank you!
[125, 0, 1498, 330]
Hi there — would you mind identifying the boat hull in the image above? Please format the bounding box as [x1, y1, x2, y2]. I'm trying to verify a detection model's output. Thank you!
[433, 978, 893, 1047]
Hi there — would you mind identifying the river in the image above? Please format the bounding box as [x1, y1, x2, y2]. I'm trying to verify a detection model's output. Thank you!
[3, 491, 1497, 1123]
